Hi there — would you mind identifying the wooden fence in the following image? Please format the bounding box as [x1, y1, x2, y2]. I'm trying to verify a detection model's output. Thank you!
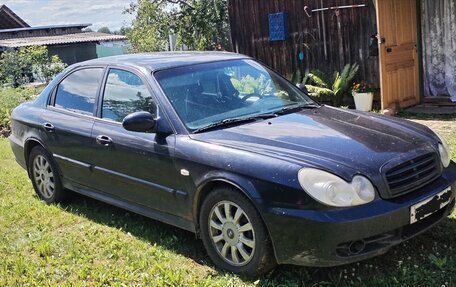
[228, 0, 379, 86]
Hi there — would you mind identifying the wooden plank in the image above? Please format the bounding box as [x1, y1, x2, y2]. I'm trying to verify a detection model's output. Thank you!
[229, 0, 378, 85]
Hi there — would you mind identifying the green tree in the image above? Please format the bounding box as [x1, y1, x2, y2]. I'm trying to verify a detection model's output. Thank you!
[125, 0, 231, 52]
[0, 49, 32, 87]
[114, 26, 132, 35]
[97, 26, 112, 34]
[0, 46, 66, 87]
[125, 0, 170, 52]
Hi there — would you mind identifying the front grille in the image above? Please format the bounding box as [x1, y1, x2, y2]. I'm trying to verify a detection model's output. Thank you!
[385, 153, 440, 197]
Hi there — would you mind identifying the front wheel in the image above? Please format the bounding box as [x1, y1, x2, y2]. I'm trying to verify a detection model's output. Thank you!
[28, 146, 70, 204]
[199, 187, 276, 275]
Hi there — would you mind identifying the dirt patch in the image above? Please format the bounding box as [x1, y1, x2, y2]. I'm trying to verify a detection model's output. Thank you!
[0, 127, 10, 138]
[408, 119, 456, 135]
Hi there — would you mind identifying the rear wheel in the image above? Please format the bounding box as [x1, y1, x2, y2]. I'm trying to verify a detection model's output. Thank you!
[199, 187, 276, 275]
[28, 146, 69, 203]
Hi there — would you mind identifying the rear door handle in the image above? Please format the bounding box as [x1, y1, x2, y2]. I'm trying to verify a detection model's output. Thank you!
[43, 122, 55, 132]
[96, 135, 113, 146]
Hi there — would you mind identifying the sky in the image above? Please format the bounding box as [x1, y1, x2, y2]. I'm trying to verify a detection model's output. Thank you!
[1, 0, 135, 31]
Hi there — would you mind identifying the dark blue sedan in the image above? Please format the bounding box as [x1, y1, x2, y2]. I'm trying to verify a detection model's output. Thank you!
[9, 52, 456, 275]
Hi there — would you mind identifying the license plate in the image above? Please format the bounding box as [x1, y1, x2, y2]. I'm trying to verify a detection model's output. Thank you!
[410, 187, 452, 224]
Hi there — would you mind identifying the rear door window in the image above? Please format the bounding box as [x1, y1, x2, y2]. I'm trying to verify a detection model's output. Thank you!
[101, 69, 157, 122]
[54, 68, 104, 115]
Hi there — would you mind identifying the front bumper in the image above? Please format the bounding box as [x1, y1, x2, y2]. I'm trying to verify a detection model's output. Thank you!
[264, 162, 456, 267]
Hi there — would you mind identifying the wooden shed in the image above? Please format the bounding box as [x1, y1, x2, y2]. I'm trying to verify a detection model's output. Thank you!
[228, 0, 456, 111]
[0, 5, 128, 65]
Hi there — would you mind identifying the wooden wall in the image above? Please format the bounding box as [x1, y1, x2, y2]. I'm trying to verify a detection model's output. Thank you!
[228, 0, 379, 87]
[0, 27, 83, 40]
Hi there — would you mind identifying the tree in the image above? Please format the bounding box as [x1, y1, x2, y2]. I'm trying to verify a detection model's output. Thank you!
[0, 46, 66, 87]
[113, 26, 132, 35]
[125, 0, 170, 52]
[97, 26, 112, 34]
[125, 0, 231, 52]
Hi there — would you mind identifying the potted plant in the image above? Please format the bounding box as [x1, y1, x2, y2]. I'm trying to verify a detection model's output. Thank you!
[352, 82, 375, 112]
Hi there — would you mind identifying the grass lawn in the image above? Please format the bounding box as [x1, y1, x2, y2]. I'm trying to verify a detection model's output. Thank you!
[0, 117, 455, 287]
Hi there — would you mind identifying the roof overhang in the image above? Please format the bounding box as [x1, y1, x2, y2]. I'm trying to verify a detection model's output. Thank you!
[0, 32, 128, 48]
[0, 23, 92, 33]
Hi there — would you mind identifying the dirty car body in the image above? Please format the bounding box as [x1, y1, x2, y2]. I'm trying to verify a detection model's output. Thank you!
[9, 52, 456, 273]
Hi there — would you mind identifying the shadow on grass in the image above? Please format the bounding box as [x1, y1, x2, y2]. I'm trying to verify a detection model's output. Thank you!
[58, 193, 455, 286]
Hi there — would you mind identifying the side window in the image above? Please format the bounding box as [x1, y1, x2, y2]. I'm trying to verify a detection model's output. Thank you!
[102, 69, 157, 122]
[54, 68, 103, 115]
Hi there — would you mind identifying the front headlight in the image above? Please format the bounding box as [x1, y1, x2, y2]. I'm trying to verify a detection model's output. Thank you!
[298, 168, 375, 207]
[436, 134, 451, 168]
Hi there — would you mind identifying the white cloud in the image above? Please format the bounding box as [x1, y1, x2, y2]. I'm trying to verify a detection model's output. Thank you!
[1, 0, 135, 31]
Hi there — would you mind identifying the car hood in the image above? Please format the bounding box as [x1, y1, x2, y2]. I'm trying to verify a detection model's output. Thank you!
[190, 106, 439, 177]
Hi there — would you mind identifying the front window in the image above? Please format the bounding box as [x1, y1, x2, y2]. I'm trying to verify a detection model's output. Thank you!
[155, 59, 314, 131]
[102, 69, 157, 122]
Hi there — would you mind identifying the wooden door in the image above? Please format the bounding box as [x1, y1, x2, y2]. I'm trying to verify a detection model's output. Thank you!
[376, 0, 420, 110]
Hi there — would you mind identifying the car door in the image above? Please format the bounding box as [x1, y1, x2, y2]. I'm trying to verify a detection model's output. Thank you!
[42, 67, 104, 186]
[89, 67, 188, 215]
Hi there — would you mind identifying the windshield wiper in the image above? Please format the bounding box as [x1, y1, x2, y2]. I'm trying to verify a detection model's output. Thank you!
[192, 113, 277, 133]
[275, 103, 321, 115]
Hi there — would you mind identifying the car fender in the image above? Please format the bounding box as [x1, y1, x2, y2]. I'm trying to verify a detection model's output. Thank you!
[192, 170, 265, 223]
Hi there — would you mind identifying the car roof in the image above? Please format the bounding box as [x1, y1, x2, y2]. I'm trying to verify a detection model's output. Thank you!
[80, 51, 250, 72]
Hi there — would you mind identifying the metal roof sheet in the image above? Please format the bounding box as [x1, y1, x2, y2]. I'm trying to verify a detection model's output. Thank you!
[0, 23, 91, 33]
[0, 32, 127, 47]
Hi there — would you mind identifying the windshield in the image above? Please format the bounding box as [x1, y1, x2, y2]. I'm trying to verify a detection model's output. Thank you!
[155, 59, 315, 131]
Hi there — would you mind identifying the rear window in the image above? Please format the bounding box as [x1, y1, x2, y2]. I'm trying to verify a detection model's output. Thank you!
[54, 68, 103, 115]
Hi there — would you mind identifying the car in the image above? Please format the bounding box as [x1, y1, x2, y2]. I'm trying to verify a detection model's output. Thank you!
[9, 52, 456, 275]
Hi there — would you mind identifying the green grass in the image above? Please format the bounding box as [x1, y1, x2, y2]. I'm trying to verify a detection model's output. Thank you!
[0, 120, 455, 286]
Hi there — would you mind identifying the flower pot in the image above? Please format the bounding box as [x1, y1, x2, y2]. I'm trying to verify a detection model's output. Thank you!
[353, 92, 373, 112]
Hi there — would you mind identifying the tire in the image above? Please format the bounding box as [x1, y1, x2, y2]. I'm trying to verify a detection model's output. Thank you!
[28, 146, 70, 204]
[199, 187, 276, 275]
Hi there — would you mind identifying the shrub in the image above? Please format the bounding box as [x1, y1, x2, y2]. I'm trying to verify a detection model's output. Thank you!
[0, 87, 38, 136]
[302, 63, 359, 106]
[0, 46, 66, 87]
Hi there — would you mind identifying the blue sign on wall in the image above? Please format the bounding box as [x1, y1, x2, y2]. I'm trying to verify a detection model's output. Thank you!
[269, 12, 288, 41]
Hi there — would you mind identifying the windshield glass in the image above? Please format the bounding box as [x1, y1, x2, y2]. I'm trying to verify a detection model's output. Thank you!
[154, 59, 315, 131]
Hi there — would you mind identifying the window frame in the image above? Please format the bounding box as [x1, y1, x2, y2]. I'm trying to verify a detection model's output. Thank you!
[49, 65, 107, 117]
[96, 66, 161, 124]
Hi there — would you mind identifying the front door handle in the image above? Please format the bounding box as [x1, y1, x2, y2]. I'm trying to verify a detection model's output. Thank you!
[43, 122, 55, 132]
[96, 135, 113, 146]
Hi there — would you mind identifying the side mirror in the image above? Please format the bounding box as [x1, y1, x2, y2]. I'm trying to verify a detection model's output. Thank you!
[296, 83, 309, 94]
[122, 111, 157, 133]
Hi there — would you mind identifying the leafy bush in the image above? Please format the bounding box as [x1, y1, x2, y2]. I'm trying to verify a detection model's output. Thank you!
[0, 46, 66, 87]
[230, 75, 273, 95]
[302, 63, 359, 106]
[0, 87, 38, 136]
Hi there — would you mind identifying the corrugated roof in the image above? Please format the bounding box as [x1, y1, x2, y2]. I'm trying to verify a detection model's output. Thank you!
[0, 23, 91, 33]
[0, 32, 127, 48]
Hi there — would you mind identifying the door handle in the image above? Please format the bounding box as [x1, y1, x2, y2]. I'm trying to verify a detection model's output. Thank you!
[43, 122, 55, 132]
[96, 135, 113, 146]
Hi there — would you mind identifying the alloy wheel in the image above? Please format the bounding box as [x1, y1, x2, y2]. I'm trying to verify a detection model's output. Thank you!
[208, 200, 256, 266]
[32, 155, 55, 199]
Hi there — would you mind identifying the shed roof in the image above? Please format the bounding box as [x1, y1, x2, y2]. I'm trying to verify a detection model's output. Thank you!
[0, 23, 91, 33]
[0, 32, 127, 48]
[0, 5, 29, 29]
